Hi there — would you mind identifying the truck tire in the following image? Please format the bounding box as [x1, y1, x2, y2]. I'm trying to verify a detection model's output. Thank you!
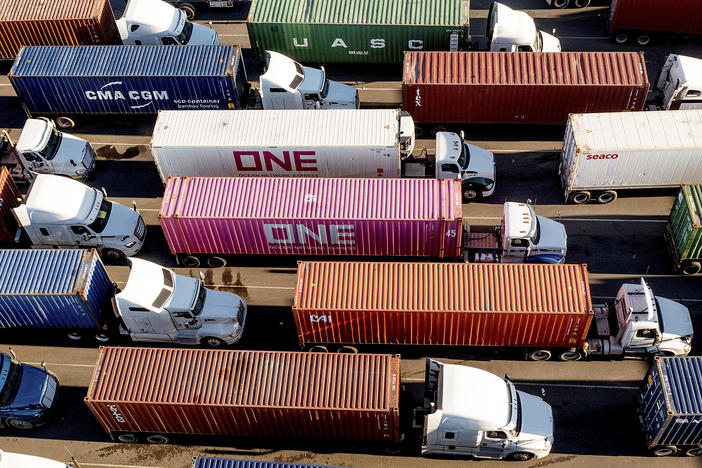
[179, 2, 197, 20]
[181, 255, 201, 268]
[116, 433, 138, 443]
[550, 0, 569, 8]
[685, 447, 702, 456]
[101, 248, 126, 262]
[94, 332, 111, 343]
[67, 331, 83, 341]
[507, 452, 534, 461]
[636, 35, 652, 46]
[462, 184, 481, 201]
[309, 345, 329, 353]
[55, 116, 76, 129]
[6, 419, 35, 430]
[203, 337, 225, 348]
[146, 434, 169, 444]
[527, 349, 552, 361]
[207, 256, 227, 268]
[337, 345, 359, 353]
[681, 261, 702, 276]
[558, 349, 582, 361]
[613, 32, 629, 44]
[430, 126, 448, 137]
[596, 190, 617, 204]
[569, 191, 591, 204]
[653, 446, 677, 456]
[573, 0, 590, 7]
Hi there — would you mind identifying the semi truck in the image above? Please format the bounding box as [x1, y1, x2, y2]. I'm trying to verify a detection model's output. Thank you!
[649, 54, 702, 111]
[10, 174, 146, 260]
[608, 0, 702, 46]
[150, 109, 494, 200]
[293, 262, 694, 360]
[246, 0, 559, 64]
[0, 249, 247, 347]
[559, 110, 702, 204]
[665, 185, 702, 275]
[158, 177, 567, 267]
[639, 356, 702, 457]
[85, 347, 555, 461]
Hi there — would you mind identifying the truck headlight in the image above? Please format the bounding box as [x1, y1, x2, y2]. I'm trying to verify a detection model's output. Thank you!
[124, 241, 136, 248]
[33, 411, 44, 419]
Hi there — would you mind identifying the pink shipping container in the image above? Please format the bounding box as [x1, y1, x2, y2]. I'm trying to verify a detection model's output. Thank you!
[293, 262, 593, 350]
[85, 347, 401, 443]
[402, 51, 649, 125]
[0, 167, 20, 243]
[608, 0, 702, 40]
[0, 0, 117, 60]
[159, 177, 463, 266]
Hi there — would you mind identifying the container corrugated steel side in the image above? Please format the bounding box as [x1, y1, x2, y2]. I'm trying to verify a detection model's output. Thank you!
[0, 0, 117, 60]
[402, 51, 649, 124]
[559, 110, 702, 200]
[151, 109, 403, 182]
[246, 0, 469, 63]
[193, 457, 343, 468]
[639, 356, 702, 448]
[665, 185, 702, 269]
[0, 249, 112, 329]
[609, 0, 702, 36]
[85, 347, 401, 442]
[0, 166, 20, 243]
[9, 45, 247, 116]
[293, 262, 593, 348]
[159, 177, 463, 258]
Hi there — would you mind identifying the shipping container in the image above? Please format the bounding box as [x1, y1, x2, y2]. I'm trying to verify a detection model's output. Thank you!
[609, 0, 702, 44]
[246, 0, 470, 64]
[560, 110, 702, 204]
[0, 166, 20, 243]
[665, 185, 702, 275]
[85, 347, 400, 443]
[0, 0, 117, 60]
[293, 262, 593, 350]
[0, 249, 113, 329]
[159, 177, 463, 266]
[402, 51, 649, 125]
[193, 457, 343, 468]
[9, 45, 247, 127]
[639, 356, 702, 456]
[151, 109, 404, 182]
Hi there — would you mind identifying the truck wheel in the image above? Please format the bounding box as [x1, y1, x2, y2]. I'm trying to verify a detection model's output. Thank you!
[573, 0, 590, 7]
[569, 191, 590, 204]
[94, 332, 110, 343]
[6, 419, 35, 430]
[551, 0, 569, 8]
[55, 116, 76, 129]
[67, 331, 83, 341]
[101, 248, 126, 262]
[681, 261, 702, 276]
[613, 33, 629, 44]
[117, 433, 138, 443]
[203, 337, 225, 348]
[636, 35, 651, 46]
[596, 190, 617, 204]
[337, 345, 359, 353]
[430, 126, 448, 137]
[181, 255, 201, 268]
[207, 256, 227, 268]
[146, 434, 169, 444]
[309, 345, 329, 353]
[685, 447, 702, 456]
[528, 349, 552, 361]
[462, 185, 481, 201]
[508, 451, 534, 461]
[558, 350, 582, 361]
[653, 446, 677, 456]
[179, 2, 196, 20]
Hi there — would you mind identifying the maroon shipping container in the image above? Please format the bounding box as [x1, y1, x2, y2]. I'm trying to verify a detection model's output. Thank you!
[402, 51, 649, 124]
[609, 0, 702, 39]
[85, 347, 401, 444]
[0, 167, 20, 243]
[293, 262, 593, 349]
[0, 0, 117, 60]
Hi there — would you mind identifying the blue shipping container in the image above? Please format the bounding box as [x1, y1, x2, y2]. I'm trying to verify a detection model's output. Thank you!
[639, 356, 702, 451]
[193, 458, 345, 468]
[9, 45, 247, 116]
[0, 249, 113, 329]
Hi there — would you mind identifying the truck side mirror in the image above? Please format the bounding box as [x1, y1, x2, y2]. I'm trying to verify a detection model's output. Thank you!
[504, 373, 511, 381]
[198, 271, 205, 281]
[101, 187, 108, 198]
[8, 347, 15, 359]
[82, 233, 91, 241]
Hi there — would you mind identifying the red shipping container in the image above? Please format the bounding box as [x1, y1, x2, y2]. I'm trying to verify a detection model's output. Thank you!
[293, 262, 593, 349]
[609, 0, 702, 37]
[85, 347, 401, 443]
[402, 51, 649, 124]
[0, 167, 20, 243]
[159, 177, 463, 263]
[0, 0, 117, 60]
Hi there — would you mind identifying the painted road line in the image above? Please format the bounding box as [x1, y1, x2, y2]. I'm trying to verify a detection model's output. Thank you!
[469, 216, 667, 223]
[113, 281, 295, 290]
[28, 362, 95, 368]
[593, 295, 702, 303]
[78, 464, 167, 468]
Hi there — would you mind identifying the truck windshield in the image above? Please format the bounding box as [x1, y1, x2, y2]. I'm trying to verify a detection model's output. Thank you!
[655, 298, 665, 332]
[191, 282, 207, 316]
[289, 61, 304, 90]
[320, 78, 330, 98]
[509, 392, 523, 437]
[457, 143, 469, 170]
[0, 359, 23, 406]
[530, 217, 541, 245]
[534, 30, 543, 52]
[88, 198, 112, 233]
[39, 127, 62, 161]
[176, 21, 193, 45]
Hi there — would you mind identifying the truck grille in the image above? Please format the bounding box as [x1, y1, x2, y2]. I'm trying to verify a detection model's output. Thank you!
[134, 216, 146, 241]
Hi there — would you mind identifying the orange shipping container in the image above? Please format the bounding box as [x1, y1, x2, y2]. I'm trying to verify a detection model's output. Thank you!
[293, 262, 593, 349]
[0, 0, 117, 60]
[0, 167, 20, 243]
[85, 347, 401, 443]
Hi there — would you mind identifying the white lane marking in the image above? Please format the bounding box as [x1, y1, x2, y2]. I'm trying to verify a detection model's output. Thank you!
[134, 208, 160, 212]
[593, 295, 702, 303]
[217, 34, 250, 37]
[78, 464, 167, 468]
[114, 281, 295, 290]
[27, 362, 95, 368]
[404, 378, 636, 390]
[469, 216, 667, 223]
[91, 142, 148, 146]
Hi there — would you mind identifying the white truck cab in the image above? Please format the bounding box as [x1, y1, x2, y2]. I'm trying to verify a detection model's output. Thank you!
[501, 202, 567, 263]
[259, 51, 359, 110]
[114, 258, 246, 347]
[117, 0, 219, 46]
[12, 175, 145, 260]
[12, 119, 96, 180]
[435, 131, 496, 200]
[487, 2, 561, 52]
[586, 279, 694, 358]
[417, 359, 554, 461]
[651, 54, 702, 111]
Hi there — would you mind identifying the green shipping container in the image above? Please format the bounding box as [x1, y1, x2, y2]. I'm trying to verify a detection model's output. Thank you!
[246, 0, 470, 64]
[665, 184, 702, 275]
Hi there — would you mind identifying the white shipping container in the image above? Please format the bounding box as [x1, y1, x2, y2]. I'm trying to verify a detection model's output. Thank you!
[150, 109, 405, 182]
[560, 110, 702, 203]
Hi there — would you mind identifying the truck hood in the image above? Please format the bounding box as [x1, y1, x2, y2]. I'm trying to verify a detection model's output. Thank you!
[299, 66, 324, 95]
[464, 143, 495, 181]
[101, 201, 140, 238]
[535, 215, 568, 253]
[657, 296, 694, 339]
[540, 30, 561, 52]
[515, 391, 554, 451]
[11, 365, 49, 409]
[324, 80, 359, 108]
[58, 133, 91, 168]
[188, 23, 219, 45]
[200, 288, 241, 322]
